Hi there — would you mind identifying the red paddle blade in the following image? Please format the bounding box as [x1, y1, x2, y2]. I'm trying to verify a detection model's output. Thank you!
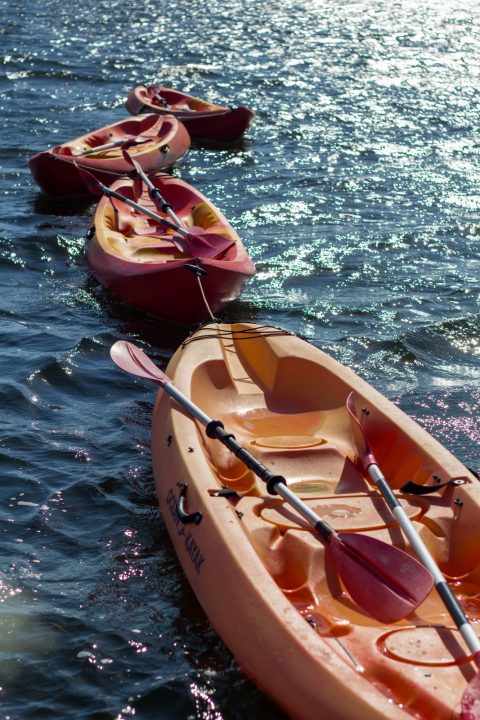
[123, 149, 144, 175]
[120, 134, 149, 149]
[461, 668, 480, 719]
[110, 341, 171, 387]
[331, 532, 433, 623]
[132, 175, 143, 203]
[74, 163, 104, 197]
[182, 227, 235, 259]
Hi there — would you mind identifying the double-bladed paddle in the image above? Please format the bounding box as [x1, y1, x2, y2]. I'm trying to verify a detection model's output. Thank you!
[110, 340, 434, 624]
[347, 392, 480, 719]
[60, 135, 151, 158]
[76, 164, 235, 259]
[76, 134, 151, 157]
[122, 149, 183, 227]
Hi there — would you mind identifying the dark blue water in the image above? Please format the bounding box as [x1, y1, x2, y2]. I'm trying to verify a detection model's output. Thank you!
[1, 0, 479, 717]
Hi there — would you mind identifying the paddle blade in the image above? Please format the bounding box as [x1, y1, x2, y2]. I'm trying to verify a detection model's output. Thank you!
[74, 163, 104, 197]
[123, 149, 144, 176]
[183, 227, 235, 259]
[121, 134, 150, 149]
[110, 341, 171, 386]
[131, 175, 143, 203]
[461, 668, 480, 720]
[331, 532, 433, 623]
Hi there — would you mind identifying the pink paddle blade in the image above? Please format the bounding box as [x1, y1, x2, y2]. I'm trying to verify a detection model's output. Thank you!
[123, 149, 144, 174]
[131, 175, 143, 203]
[331, 532, 433, 623]
[461, 666, 480, 719]
[118, 134, 150, 150]
[74, 164, 104, 196]
[181, 227, 235, 259]
[110, 341, 171, 386]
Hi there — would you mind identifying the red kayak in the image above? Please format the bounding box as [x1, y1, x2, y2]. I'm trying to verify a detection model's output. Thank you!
[29, 114, 190, 196]
[125, 85, 254, 142]
[86, 173, 256, 322]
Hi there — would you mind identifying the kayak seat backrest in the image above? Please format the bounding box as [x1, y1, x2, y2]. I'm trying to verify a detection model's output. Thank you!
[136, 113, 163, 135]
[186, 98, 212, 111]
[190, 203, 222, 230]
[159, 182, 197, 214]
[104, 205, 136, 236]
[104, 201, 161, 240]
[57, 145, 75, 156]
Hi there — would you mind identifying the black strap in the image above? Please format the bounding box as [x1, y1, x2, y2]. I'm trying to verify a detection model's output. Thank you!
[401, 478, 467, 495]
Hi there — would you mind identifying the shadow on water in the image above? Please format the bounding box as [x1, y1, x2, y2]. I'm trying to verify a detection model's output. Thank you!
[192, 137, 253, 153]
[83, 272, 264, 356]
[31, 191, 95, 217]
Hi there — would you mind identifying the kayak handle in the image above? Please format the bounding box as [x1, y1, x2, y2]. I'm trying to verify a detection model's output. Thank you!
[176, 483, 203, 525]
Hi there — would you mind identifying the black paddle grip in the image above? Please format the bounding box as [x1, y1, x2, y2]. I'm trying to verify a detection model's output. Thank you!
[205, 420, 286, 495]
[150, 188, 171, 213]
[436, 581, 469, 628]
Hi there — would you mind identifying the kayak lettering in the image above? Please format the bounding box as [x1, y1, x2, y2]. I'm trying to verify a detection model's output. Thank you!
[166, 487, 205, 574]
[184, 530, 205, 574]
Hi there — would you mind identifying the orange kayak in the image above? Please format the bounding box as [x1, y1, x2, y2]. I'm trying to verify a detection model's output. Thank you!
[151, 322, 479, 720]
[29, 113, 190, 196]
[86, 177, 255, 322]
[125, 85, 254, 142]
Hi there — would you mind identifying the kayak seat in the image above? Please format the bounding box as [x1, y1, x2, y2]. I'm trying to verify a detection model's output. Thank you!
[127, 236, 177, 253]
[193, 356, 366, 495]
[203, 406, 369, 496]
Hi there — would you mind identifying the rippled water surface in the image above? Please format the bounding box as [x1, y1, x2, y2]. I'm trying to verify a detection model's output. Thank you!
[1, 0, 479, 717]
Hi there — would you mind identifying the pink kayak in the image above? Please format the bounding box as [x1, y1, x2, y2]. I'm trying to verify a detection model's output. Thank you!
[125, 85, 254, 142]
[86, 174, 256, 322]
[29, 113, 190, 196]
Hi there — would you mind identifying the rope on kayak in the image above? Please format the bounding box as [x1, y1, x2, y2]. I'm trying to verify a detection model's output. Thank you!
[181, 323, 294, 347]
[51, 153, 126, 177]
[184, 262, 216, 322]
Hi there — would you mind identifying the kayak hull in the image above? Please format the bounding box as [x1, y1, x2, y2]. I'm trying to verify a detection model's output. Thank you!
[151, 322, 479, 720]
[29, 114, 190, 196]
[126, 85, 254, 142]
[87, 177, 255, 322]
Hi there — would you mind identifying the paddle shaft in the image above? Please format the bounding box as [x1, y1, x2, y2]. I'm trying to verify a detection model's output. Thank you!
[149, 186, 182, 227]
[128, 158, 183, 227]
[77, 139, 137, 156]
[367, 461, 480, 658]
[162, 382, 335, 540]
[100, 184, 190, 237]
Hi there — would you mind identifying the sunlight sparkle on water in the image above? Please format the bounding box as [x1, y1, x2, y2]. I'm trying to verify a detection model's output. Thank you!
[190, 682, 223, 720]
